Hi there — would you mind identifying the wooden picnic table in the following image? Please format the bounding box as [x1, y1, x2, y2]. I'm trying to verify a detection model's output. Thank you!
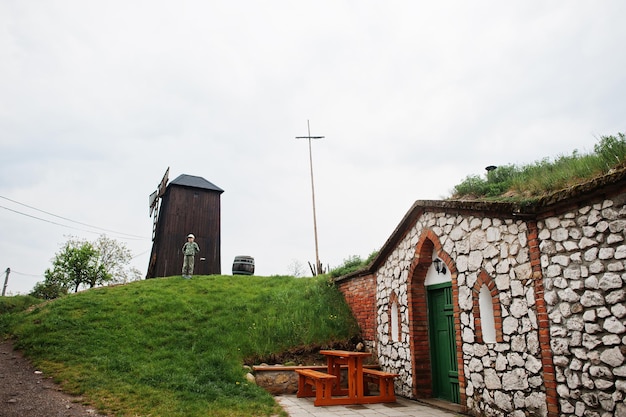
[296, 350, 398, 406]
[319, 349, 373, 405]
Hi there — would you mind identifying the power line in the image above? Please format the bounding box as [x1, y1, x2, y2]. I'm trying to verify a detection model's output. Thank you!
[0, 204, 146, 241]
[131, 249, 150, 259]
[9, 269, 43, 278]
[0, 197, 148, 241]
[0, 204, 100, 233]
[0, 195, 147, 239]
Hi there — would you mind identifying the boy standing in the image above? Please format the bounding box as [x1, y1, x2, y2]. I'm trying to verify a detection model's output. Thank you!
[182, 234, 200, 278]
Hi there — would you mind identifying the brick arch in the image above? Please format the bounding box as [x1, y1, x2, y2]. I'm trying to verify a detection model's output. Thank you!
[528, 221, 559, 417]
[411, 229, 459, 280]
[407, 229, 465, 410]
[472, 269, 503, 343]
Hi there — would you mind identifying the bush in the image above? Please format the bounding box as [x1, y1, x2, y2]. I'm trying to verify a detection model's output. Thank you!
[329, 251, 379, 278]
[594, 133, 626, 170]
[31, 280, 67, 300]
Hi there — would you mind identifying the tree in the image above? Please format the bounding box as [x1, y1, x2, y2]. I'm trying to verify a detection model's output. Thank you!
[32, 235, 141, 298]
[91, 235, 141, 284]
[44, 240, 107, 293]
[286, 259, 306, 277]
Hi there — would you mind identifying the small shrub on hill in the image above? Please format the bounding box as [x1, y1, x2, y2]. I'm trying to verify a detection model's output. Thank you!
[329, 250, 379, 278]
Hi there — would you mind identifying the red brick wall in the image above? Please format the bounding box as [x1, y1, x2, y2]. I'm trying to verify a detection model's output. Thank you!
[528, 220, 559, 417]
[336, 273, 377, 342]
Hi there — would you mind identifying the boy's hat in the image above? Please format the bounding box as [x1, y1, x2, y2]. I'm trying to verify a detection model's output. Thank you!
[187, 234, 195, 239]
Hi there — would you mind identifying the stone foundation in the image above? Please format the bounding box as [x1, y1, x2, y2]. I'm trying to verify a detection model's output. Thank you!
[252, 365, 373, 395]
[252, 365, 323, 394]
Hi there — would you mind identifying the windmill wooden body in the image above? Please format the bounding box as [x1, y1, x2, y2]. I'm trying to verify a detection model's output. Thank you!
[147, 170, 224, 278]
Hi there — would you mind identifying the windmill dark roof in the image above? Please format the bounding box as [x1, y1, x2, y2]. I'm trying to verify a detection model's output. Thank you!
[169, 174, 224, 193]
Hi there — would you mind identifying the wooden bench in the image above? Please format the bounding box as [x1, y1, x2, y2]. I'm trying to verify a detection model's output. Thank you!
[362, 368, 398, 402]
[295, 368, 338, 406]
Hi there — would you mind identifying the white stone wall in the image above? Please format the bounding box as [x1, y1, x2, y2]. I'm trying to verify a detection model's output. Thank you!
[540, 197, 626, 417]
[375, 211, 548, 416]
[376, 212, 428, 399]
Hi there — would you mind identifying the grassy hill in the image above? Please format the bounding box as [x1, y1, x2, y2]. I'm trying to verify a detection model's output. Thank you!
[0, 275, 360, 417]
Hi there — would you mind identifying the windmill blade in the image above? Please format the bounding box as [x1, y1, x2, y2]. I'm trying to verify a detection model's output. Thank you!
[157, 167, 170, 197]
[149, 167, 169, 216]
[149, 190, 158, 216]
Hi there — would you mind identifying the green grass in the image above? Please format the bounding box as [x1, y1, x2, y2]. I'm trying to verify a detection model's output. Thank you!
[0, 294, 41, 314]
[451, 132, 626, 201]
[1, 275, 360, 417]
[0, 295, 42, 334]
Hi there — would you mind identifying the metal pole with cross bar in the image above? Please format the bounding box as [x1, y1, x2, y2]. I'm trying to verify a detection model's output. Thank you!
[296, 121, 324, 276]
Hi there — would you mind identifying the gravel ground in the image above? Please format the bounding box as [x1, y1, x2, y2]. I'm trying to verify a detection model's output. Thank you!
[0, 340, 108, 417]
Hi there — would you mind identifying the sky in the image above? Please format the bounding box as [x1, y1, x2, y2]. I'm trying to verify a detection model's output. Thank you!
[1, 1, 625, 295]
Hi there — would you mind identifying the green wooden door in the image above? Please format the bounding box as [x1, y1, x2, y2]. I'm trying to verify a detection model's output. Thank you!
[428, 283, 460, 403]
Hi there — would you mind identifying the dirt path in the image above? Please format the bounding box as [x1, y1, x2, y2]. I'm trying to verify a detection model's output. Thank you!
[0, 340, 107, 417]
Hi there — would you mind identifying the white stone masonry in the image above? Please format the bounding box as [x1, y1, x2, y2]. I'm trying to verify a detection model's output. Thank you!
[541, 199, 626, 417]
[375, 211, 546, 417]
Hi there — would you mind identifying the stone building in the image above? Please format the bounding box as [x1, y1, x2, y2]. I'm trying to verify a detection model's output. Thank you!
[335, 168, 626, 417]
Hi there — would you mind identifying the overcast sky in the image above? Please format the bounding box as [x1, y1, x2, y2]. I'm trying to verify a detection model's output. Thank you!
[1, 1, 625, 295]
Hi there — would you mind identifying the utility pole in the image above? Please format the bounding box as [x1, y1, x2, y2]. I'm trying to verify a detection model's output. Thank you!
[2, 268, 10, 296]
[296, 120, 324, 276]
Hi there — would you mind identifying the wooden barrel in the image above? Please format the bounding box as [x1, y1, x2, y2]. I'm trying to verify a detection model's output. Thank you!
[232, 256, 255, 275]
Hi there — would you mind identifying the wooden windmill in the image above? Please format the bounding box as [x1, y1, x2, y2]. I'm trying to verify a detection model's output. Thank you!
[148, 167, 169, 240]
[146, 170, 224, 278]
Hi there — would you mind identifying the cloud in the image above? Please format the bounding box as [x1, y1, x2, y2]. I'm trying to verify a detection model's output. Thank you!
[1, 1, 625, 294]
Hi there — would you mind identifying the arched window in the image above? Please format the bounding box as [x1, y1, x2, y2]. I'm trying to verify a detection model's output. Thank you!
[479, 284, 496, 343]
[389, 291, 401, 342]
[473, 269, 502, 344]
[391, 300, 400, 342]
